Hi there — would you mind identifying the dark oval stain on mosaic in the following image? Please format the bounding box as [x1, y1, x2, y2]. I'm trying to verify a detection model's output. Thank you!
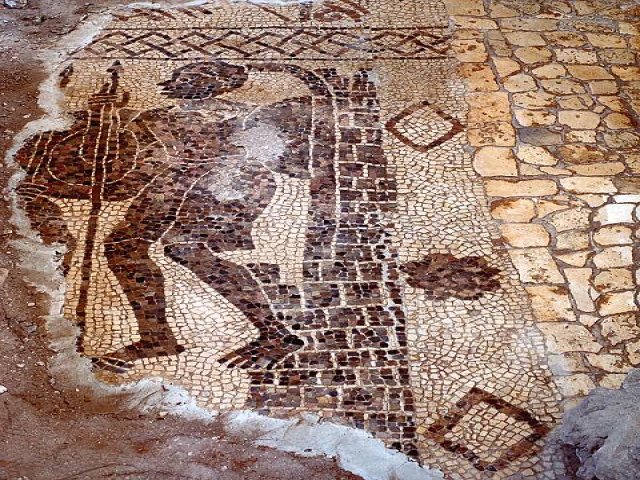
[402, 253, 501, 300]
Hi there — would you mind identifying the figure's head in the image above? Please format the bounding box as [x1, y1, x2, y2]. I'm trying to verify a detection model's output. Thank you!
[159, 61, 249, 100]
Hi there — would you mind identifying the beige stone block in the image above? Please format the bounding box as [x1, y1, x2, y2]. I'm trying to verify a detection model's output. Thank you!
[627, 153, 640, 175]
[555, 374, 597, 397]
[488, 38, 512, 57]
[578, 312, 600, 328]
[500, 223, 550, 247]
[566, 131, 597, 144]
[601, 313, 640, 346]
[458, 63, 498, 92]
[490, 198, 536, 222]
[567, 65, 614, 80]
[503, 74, 537, 93]
[520, 125, 563, 145]
[514, 46, 553, 64]
[515, 144, 556, 166]
[603, 131, 640, 149]
[485, 29, 505, 40]
[555, 48, 598, 64]
[526, 285, 576, 321]
[599, 374, 628, 389]
[615, 194, 640, 202]
[467, 92, 510, 123]
[627, 340, 640, 366]
[542, 79, 586, 95]
[557, 145, 606, 164]
[597, 95, 625, 112]
[493, 57, 520, 78]
[595, 203, 635, 225]
[557, 94, 594, 110]
[556, 230, 590, 250]
[577, 194, 608, 208]
[452, 39, 488, 62]
[538, 323, 601, 353]
[514, 109, 556, 126]
[586, 354, 630, 373]
[565, 268, 596, 312]
[490, 3, 518, 17]
[611, 66, 640, 81]
[473, 147, 518, 176]
[568, 162, 626, 176]
[555, 250, 591, 267]
[485, 179, 557, 197]
[504, 31, 546, 46]
[579, 314, 599, 328]
[536, 201, 569, 218]
[531, 63, 566, 79]
[545, 32, 586, 47]
[558, 110, 601, 129]
[452, 17, 497, 30]
[519, 164, 544, 176]
[541, 166, 572, 175]
[616, 179, 640, 194]
[597, 291, 636, 316]
[548, 353, 589, 375]
[602, 131, 640, 151]
[500, 18, 558, 31]
[586, 33, 626, 48]
[599, 48, 636, 65]
[468, 123, 515, 147]
[594, 269, 635, 293]
[560, 177, 616, 194]
[594, 225, 634, 246]
[593, 246, 633, 269]
[508, 248, 564, 283]
[453, 29, 484, 40]
[546, 207, 591, 231]
[512, 91, 555, 109]
[443, 0, 486, 16]
[589, 81, 618, 95]
[604, 113, 633, 129]
[619, 22, 639, 35]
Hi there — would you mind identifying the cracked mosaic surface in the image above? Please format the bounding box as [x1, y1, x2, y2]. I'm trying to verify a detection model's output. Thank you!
[13, 0, 640, 478]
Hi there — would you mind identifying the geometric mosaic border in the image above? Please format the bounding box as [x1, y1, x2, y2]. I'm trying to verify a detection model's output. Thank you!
[426, 387, 551, 472]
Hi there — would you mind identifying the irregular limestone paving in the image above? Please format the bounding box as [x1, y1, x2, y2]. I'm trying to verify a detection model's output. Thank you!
[11, 0, 638, 478]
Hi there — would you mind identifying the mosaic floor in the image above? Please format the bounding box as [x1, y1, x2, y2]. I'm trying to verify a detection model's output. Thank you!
[13, 0, 639, 478]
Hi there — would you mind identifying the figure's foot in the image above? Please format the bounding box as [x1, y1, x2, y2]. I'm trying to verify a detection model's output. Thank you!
[90, 340, 186, 373]
[219, 334, 304, 370]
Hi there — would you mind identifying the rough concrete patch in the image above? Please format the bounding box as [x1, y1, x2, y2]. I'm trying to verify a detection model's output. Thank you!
[227, 412, 444, 480]
[554, 369, 640, 480]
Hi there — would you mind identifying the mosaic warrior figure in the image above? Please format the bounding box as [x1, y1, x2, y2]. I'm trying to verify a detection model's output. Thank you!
[16, 61, 314, 370]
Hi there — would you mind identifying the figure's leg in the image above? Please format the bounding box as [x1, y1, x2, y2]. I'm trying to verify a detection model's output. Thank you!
[99, 236, 184, 368]
[164, 242, 303, 369]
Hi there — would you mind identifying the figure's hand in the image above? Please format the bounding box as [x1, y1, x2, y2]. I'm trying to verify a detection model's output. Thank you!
[16, 182, 47, 201]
